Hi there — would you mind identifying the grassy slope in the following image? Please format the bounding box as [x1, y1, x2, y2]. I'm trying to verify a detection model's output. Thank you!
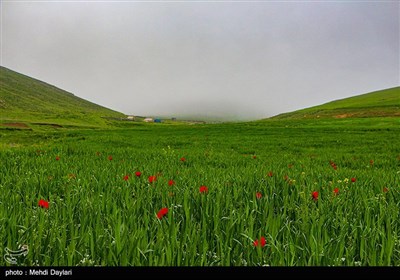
[0, 66, 126, 127]
[273, 87, 400, 119]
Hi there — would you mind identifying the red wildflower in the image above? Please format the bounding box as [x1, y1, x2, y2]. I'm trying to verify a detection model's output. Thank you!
[256, 192, 262, 199]
[252, 155, 257, 159]
[283, 175, 289, 181]
[168, 180, 175, 186]
[370, 160, 374, 166]
[312, 191, 319, 201]
[55, 156, 60, 161]
[199, 186, 208, 193]
[38, 199, 49, 209]
[383, 187, 389, 193]
[267, 171, 273, 177]
[108, 155, 113, 161]
[260, 236, 266, 247]
[180, 157, 186, 162]
[330, 161, 337, 170]
[157, 207, 168, 219]
[253, 236, 266, 247]
[148, 175, 157, 183]
[123, 175, 129, 181]
[333, 188, 339, 195]
[135, 171, 142, 177]
[351, 177, 356, 183]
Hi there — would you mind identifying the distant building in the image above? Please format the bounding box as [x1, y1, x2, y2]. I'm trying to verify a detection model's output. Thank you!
[143, 118, 153, 123]
[127, 116, 135, 121]
[154, 119, 162, 123]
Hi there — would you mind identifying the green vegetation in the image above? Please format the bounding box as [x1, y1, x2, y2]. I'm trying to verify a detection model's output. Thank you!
[0, 66, 126, 128]
[273, 86, 400, 119]
[0, 117, 399, 266]
[1, 68, 399, 266]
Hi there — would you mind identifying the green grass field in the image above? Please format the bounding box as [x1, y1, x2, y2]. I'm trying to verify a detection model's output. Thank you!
[273, 87, 400, 119]
[1, 67, 399, 266]
[1, 117, 399, 266]
[0, 66, 125, 128]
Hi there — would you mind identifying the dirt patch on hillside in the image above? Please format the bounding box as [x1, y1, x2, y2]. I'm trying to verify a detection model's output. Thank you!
[1, 122, 30, 128]
[33, 123, 63, 128]
[334, 114, 354, 119]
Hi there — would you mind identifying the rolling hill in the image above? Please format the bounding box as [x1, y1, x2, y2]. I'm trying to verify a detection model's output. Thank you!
[272, 86, 400, 119]
[0, 66, 126, 128]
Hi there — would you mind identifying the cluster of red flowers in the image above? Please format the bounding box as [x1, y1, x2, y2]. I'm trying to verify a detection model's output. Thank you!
[253, 236, 266, 247]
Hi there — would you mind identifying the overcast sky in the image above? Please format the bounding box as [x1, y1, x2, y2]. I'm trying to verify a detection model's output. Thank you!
[1, 1, 399, 120]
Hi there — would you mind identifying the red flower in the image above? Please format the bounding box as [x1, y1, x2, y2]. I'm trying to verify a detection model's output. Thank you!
[383, 187, 389, 193]
[256, 192, 262, 199]
[180, 157, 186, 162]
[148, 175, 157, 183]
[55, 156, 60, 161]
[330, 161, 337, 170]
[135, 171, 142, 177]
[157, 207, 168, 219]
[253, 236, 266, 247]
[168, 180, 175, 186]
[38, 199, 49, 209]
[370, 160, 374, 165]
[283, 175, 289, 181]
[123, 175, 129, 181]
[267, 171, 273, 177]
[199, 186, 208, 193]
[351, 177, 356, 183]
[333, 188, 339, 195]
[252, 155, 257, 159]
[108, 155, 113, 161]
[312, 191, 319, 201]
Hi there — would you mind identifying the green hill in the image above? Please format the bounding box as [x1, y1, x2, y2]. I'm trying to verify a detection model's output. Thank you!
[273, 87, 400, 119]
[0, 66, 126, 128]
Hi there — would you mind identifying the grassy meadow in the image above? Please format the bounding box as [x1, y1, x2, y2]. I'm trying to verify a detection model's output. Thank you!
[1, 117, 399, 266]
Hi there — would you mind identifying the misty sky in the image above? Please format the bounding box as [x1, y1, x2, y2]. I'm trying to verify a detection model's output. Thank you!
[1, 1, 399, 120]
